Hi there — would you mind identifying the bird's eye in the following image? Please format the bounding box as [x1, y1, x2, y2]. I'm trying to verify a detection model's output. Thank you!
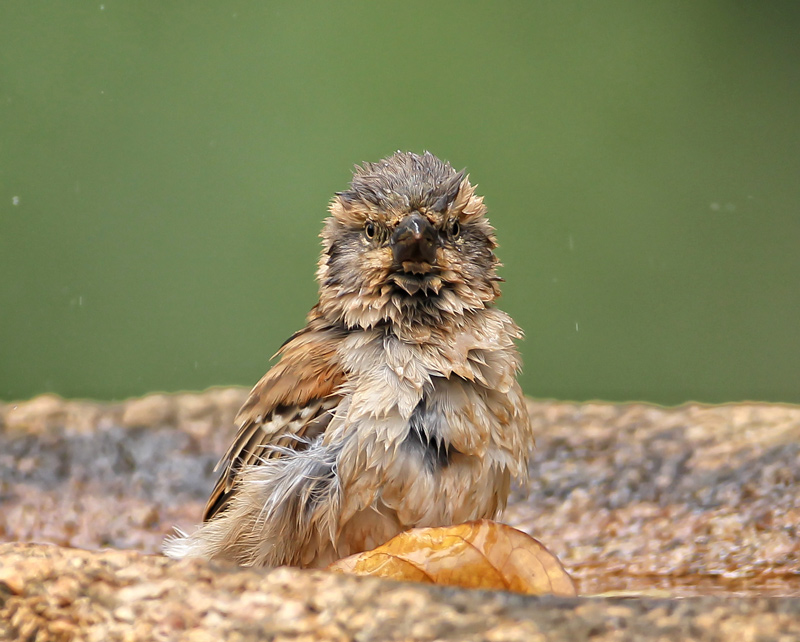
[364, 222, 376, 239]
[450, 220, 461, 239]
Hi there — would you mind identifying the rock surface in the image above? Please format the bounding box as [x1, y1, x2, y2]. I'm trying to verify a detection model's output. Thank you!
[2, 542, 799, 642]
[1, 391, 800, 639]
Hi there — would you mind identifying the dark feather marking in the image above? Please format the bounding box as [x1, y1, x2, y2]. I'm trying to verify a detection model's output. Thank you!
[405, 397, 457, 471]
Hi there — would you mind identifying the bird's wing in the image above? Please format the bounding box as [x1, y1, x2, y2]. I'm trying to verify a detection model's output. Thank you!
[203, 318, 347, 521]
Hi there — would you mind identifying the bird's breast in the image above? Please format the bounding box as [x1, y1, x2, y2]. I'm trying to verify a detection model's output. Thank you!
[332, 323, 528, 530]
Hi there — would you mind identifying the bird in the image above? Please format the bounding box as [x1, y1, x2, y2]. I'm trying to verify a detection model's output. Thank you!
[163, 151, 533, 569]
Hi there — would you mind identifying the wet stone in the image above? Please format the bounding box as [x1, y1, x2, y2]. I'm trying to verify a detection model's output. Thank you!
[1, 392, 799, 596]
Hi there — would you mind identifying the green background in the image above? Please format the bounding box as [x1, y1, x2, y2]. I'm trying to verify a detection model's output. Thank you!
[2, 2, 799, 405]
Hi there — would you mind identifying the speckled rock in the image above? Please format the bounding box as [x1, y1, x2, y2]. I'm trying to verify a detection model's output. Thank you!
[121, 394, 177, 429]
[3, 395, 68, 434]
[1, 390, 800, 639]
[1, 542, 799, 642]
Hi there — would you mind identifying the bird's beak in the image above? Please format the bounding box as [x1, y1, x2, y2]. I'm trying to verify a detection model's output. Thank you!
[391, 213, 438, 269]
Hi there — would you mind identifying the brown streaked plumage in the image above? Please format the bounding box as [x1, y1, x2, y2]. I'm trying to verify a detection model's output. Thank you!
[164, 151, 533, 568]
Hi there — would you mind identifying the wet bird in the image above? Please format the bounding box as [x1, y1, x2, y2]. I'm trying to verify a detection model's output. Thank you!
[164, 151, 533, 568]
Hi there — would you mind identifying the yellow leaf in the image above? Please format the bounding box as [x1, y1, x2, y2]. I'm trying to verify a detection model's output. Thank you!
[328, 520, 576, 596]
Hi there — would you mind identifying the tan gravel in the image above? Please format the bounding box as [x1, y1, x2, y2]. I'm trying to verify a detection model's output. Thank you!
[1, 391, 799, 599]
[2, 542, 800, 642]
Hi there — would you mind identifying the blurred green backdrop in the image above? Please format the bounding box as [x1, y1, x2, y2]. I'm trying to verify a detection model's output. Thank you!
[2, 2, 799, 405]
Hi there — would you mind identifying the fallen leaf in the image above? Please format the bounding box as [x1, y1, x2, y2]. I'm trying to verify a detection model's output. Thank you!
[328, 519, 576, 596]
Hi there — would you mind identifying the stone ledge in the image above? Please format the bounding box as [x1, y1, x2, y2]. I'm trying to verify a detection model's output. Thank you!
[2, 542, 799, 642]
[1, 392, 799, 599]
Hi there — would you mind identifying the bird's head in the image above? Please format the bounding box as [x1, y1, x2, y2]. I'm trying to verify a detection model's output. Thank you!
[317, 151, 502, 330]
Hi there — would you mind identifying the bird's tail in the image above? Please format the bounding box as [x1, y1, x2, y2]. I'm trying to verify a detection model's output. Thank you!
[163, 438, 342, 568]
